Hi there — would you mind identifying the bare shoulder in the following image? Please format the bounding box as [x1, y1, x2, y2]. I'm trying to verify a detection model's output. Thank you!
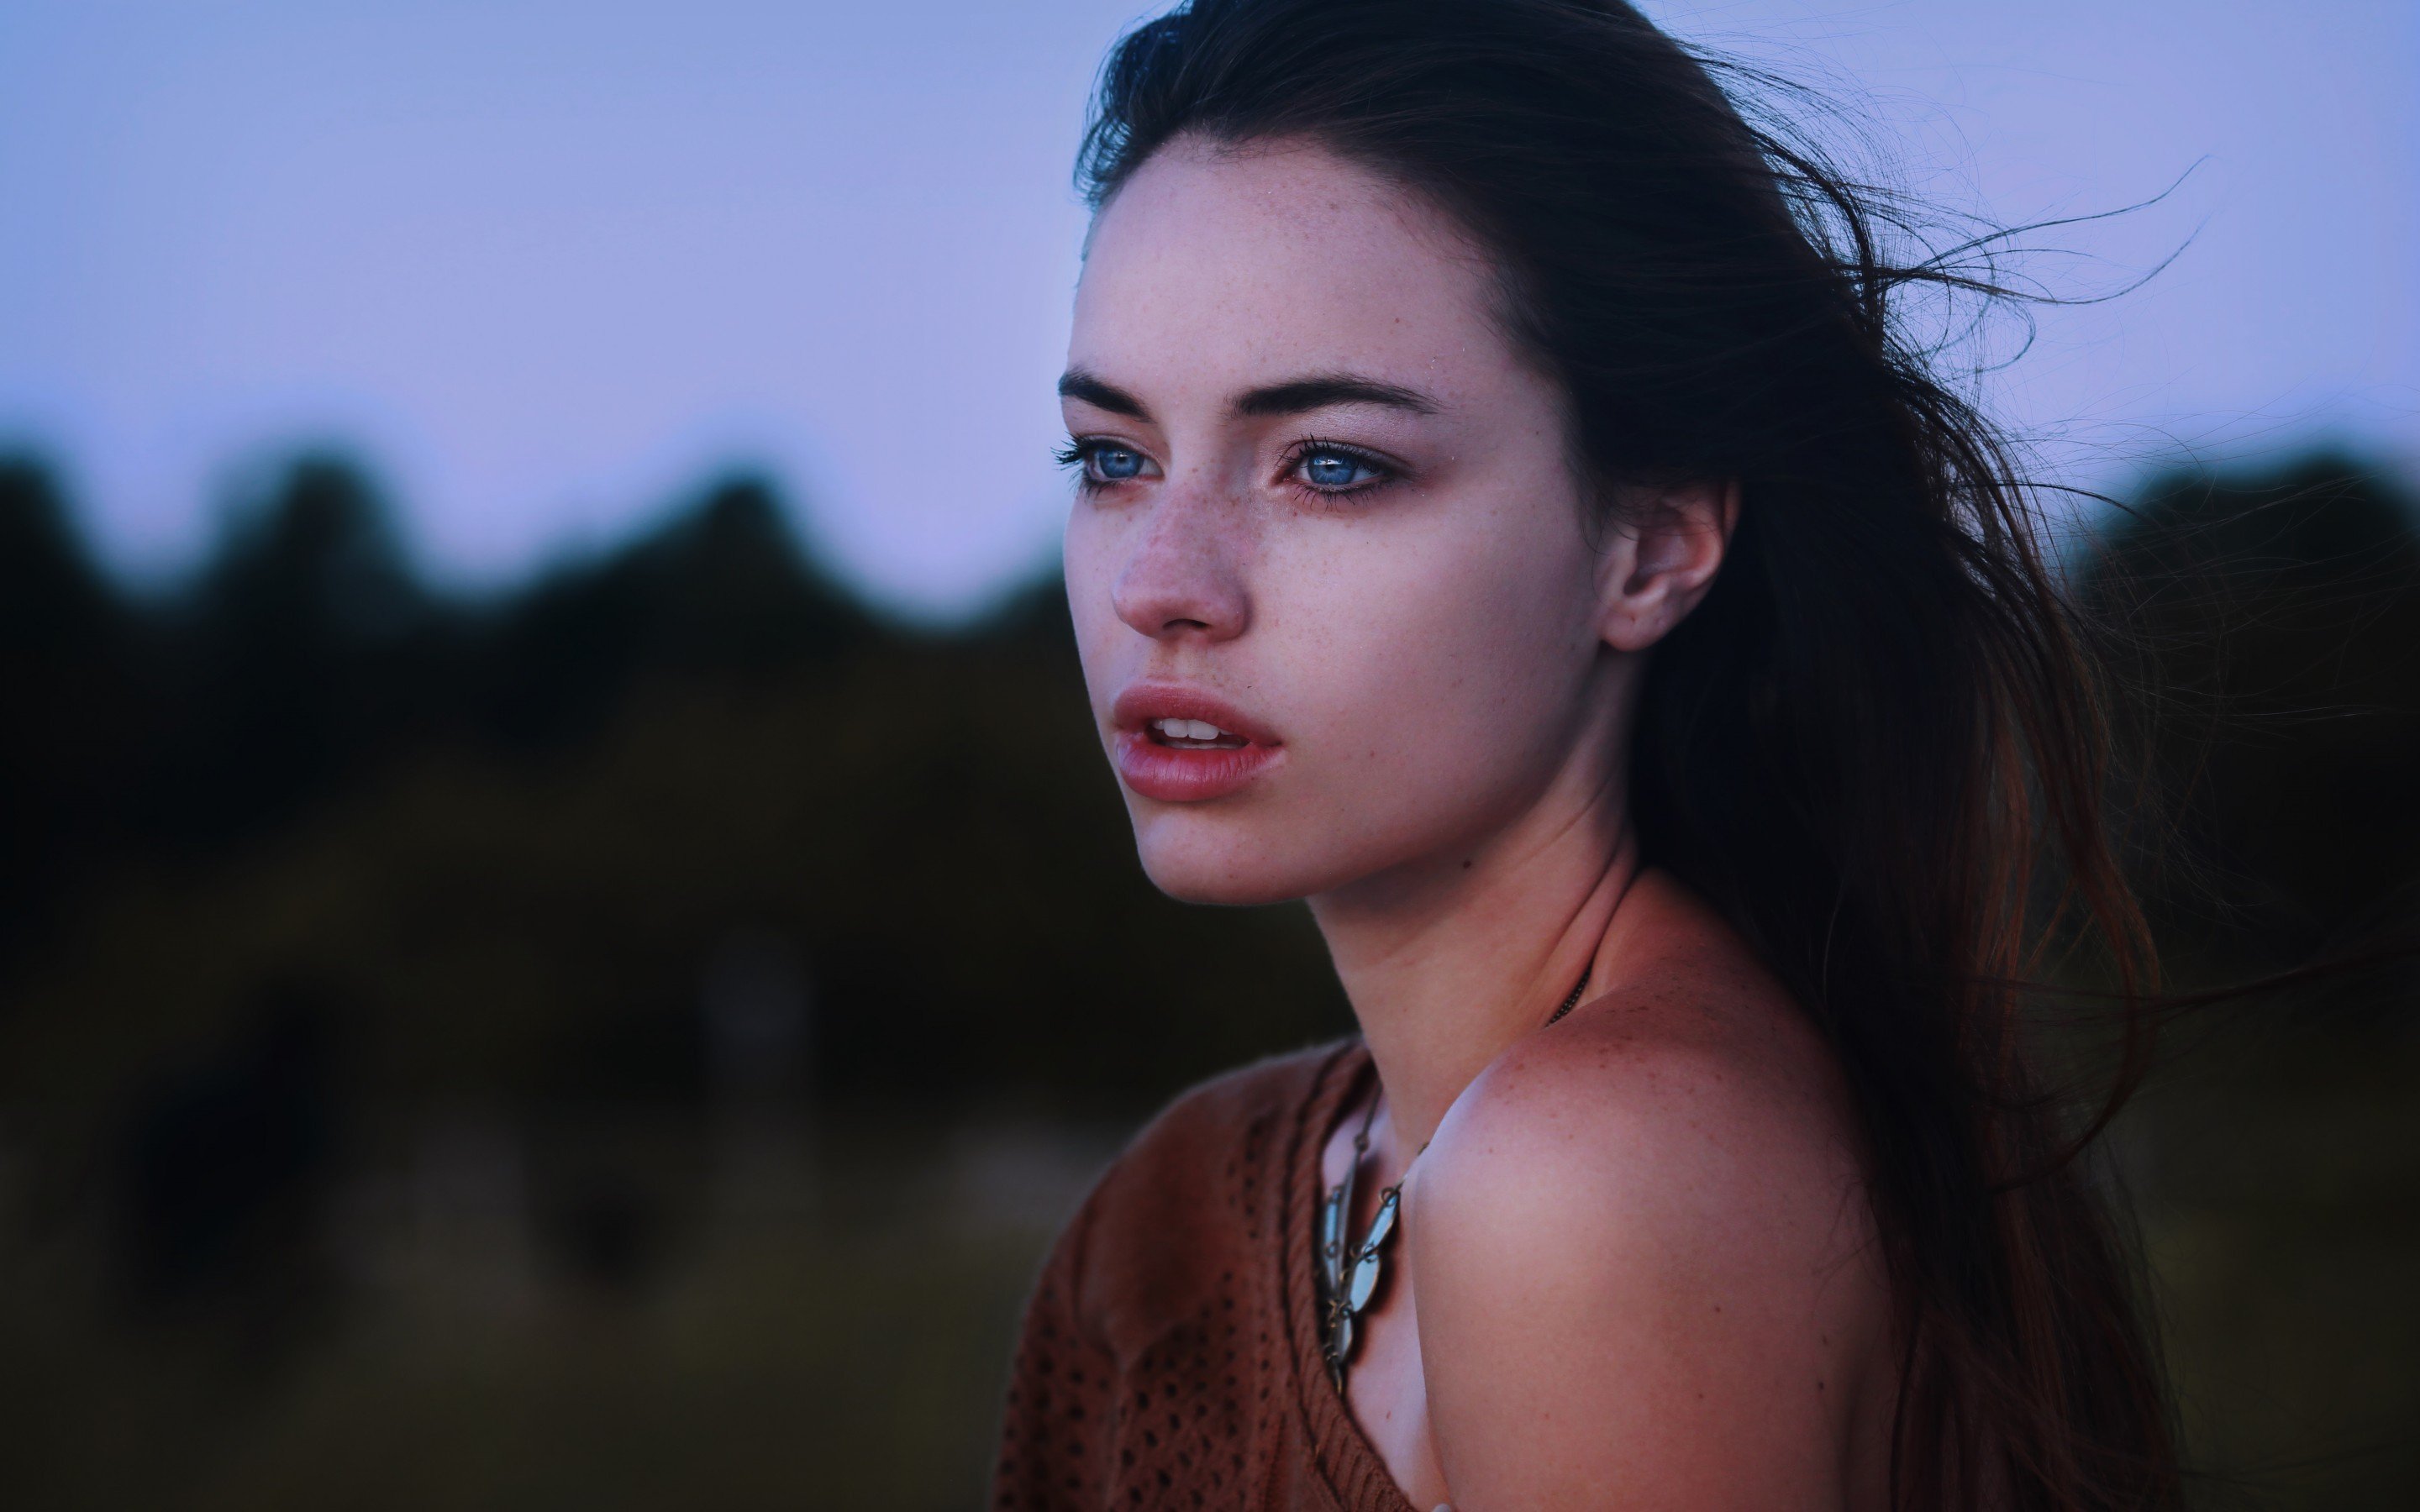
[1426, 869, 1865, 1219]
[1409, 871, 1892, 1507]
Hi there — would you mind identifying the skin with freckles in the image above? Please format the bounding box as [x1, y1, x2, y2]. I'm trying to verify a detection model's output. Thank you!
[1061, 136, 1895, 1511]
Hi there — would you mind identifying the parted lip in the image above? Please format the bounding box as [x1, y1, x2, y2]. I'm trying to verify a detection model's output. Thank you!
[1109, 681, 1281, 746]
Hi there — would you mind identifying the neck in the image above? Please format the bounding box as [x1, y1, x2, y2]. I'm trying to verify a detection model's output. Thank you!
[1308, 771, 1644, 1159]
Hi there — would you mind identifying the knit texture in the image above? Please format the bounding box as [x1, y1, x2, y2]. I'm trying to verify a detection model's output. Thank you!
[992, 1040, 1417, 1511]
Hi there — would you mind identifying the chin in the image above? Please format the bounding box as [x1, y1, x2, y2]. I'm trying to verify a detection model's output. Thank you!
[1128, 807, 1339, 908]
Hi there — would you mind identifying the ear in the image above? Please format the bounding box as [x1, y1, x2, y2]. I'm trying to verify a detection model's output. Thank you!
[1593, 477, 1739, 653]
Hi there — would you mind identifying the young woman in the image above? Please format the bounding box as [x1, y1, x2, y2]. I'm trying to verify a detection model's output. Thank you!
[995, 3, 2176, 1508]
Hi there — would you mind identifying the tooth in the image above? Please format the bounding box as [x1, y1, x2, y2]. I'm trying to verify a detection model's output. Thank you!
[1189, 719, 1221, 741]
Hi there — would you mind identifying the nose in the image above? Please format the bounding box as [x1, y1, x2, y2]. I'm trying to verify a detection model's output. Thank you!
[1110, 481, 1251, 643]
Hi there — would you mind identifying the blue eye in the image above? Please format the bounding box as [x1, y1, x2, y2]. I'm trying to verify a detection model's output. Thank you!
[1300, 448, 1380, 490]
[1087, 444, 1145, 483]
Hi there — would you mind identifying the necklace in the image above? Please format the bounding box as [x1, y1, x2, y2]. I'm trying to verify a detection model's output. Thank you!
[1318, 967, 1592, 1393]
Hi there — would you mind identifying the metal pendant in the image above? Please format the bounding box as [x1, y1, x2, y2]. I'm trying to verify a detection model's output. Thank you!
[1319, 1179, 1402, 1393]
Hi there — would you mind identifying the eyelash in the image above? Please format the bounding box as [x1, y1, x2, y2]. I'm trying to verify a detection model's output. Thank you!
[1054, 436, 1401, 502]
[1051, 438, 1103, 474]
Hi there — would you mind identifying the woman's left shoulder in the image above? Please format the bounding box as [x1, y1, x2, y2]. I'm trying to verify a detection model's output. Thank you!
[1429, 870, 1867, 1221]
[1417, 966, 1874, 1296]
[1406, 874, 1892, 1504]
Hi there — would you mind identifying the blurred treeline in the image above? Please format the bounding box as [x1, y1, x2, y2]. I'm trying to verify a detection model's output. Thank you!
[0, 448, 2415, 1509]
[0, 453, 1344, 1112]
[2074, 454, 2420, 1512]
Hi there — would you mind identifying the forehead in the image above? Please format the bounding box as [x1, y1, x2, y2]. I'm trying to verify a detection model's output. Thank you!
[1071, 138, 1516, 396]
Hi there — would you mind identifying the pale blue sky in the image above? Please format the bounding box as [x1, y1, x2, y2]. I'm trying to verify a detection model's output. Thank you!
[2, 0, 2412, 614]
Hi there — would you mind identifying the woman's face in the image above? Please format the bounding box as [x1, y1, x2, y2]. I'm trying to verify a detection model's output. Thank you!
[1060, 137, 1627, 907]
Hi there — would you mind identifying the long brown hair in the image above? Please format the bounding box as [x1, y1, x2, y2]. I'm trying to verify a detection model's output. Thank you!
[1077, 3, 2179, 1507]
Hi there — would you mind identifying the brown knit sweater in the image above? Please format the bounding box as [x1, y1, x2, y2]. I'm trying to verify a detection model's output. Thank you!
[992, 1039, 1420, 1511]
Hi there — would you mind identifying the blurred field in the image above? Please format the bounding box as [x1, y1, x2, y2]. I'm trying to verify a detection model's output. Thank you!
[0, 450, 2413, 1508]
[2133, 1018, 2420, 1509]
[0, 1108, 1100, 1510]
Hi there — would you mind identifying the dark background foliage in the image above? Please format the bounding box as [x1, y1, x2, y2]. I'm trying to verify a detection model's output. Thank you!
[0, 449, 2412, 1509]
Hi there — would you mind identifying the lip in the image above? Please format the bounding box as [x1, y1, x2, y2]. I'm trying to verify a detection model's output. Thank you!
[1108, 681, 1286, 803]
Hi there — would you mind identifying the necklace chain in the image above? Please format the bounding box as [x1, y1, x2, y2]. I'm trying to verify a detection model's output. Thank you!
[1318, 966, 1591, 1393]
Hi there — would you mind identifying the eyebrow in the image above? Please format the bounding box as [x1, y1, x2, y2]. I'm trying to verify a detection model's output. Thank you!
[1233, 373, 1440, 417]
[1056, 368, 1443, 423]
[1056, 370, 1151, 419]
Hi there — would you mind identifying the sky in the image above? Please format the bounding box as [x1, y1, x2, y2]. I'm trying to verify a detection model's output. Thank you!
[1, 0, 2412, 617]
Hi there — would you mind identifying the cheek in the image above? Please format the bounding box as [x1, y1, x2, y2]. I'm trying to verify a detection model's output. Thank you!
[1275, 500, 1597, 794]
